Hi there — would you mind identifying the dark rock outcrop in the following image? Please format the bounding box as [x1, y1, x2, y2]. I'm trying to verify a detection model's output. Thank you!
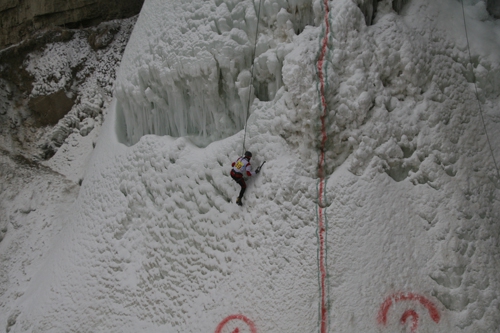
[0, 0, 143, 49]
[487, 0, 500, 18]
[87, 21, 120, 50]
[28, 90, 76, 127]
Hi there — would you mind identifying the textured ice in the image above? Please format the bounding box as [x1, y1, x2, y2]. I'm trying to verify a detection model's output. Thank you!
[115, 0, 315, 146]
[1, 0, 500, 332]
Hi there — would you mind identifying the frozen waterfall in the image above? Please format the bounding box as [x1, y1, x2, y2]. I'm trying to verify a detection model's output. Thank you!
[114, 0, 315, 146]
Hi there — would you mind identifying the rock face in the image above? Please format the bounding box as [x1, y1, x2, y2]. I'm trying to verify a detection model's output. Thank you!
[28, 90, 76, 126]
[488, 0, 500, 18]
[0, 0, 144, 49]
[0, 17, 136, 162]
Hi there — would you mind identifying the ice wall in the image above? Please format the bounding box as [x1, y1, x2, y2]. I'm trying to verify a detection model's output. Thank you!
[115, 0, 315, 146]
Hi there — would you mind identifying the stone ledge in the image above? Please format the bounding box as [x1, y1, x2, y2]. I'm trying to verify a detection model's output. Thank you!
[28, 90, 76, 127]
[0, 0, 18, 12]
[0, 0, 143, 49]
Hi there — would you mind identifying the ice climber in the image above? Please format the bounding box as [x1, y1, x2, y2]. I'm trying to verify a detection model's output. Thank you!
[230, 151, 261, 206]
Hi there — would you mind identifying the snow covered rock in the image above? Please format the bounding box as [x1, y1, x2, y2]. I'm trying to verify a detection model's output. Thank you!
[0, 17, 136, 164]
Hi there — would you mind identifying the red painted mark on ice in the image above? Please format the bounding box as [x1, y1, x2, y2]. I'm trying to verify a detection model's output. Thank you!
[317, 0, 330, 178]
[378, 292, 440, 332]
[316, 1, 330, 333]
[401, 309, 419, 333]
[215, 314, 257, 333]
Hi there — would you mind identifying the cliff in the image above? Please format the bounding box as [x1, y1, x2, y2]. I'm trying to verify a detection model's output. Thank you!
[488, 0, 500, 18]
[0, 0, 143, 49]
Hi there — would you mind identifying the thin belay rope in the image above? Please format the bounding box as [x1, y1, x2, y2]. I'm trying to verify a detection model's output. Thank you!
[242, 0, 263, 154]
[460, 0, 500, 180]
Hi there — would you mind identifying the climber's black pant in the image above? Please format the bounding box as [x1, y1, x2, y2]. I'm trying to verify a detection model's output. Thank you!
[230, 170, 246, 198]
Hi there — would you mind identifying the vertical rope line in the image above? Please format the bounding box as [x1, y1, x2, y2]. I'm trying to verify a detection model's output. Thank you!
[460, 0, 500, 180]
[242, 0, 263, 154]
[315, 0, 331, 332]
[323, 28, 334, 332]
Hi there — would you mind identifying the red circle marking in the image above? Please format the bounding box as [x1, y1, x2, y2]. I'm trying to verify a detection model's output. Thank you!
[378, 292, 440, 325]
[215, 315, 257, 333]
[378, 292, 440, 332]
[401, 309, 419, 333]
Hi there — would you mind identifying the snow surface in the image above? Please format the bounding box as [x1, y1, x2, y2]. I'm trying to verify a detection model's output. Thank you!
[1, 0, 500, 332]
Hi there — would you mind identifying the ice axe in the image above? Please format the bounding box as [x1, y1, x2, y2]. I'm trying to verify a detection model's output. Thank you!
[256, 161, 266, 174]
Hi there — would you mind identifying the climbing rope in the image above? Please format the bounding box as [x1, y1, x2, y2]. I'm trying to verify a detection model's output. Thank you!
[241, 0, 264, 154]
[460, 0, 500, 289]
[460, 0, 500, 180]
[315, 0, 332, 332]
